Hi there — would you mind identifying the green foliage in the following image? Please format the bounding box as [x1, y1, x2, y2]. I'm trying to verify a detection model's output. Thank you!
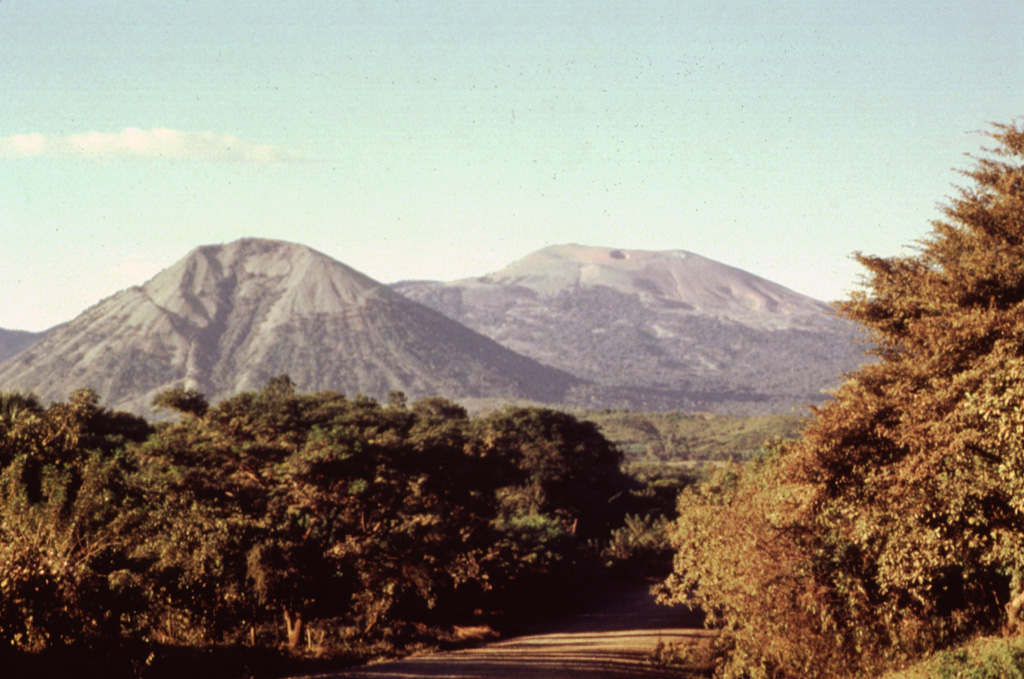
[472, 406, 628, 538]
[882, 637, 1024, 679]
[934, 644, 1024, 679]
[0, 380, 637, 674]
[661, 120, 1024, 679]
[152, 387, 209, 418]
[604, 513, 674, 576]
[622, 460, 702, 512]
[0, 390, 151, 651]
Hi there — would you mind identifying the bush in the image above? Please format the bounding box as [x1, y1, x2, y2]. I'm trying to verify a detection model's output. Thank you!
[881, 637, 1024, 679]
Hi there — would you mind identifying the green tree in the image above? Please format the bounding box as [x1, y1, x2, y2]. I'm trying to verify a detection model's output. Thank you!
[133, 379, 319, 644]
[467, 407, 631, 614]
[135, 382, 502, 644]
[0, 379, 649, 665]
[661, 121, 1024, 679]
[471, 407, 628, 538]
[0, 390, 151, 651]
[152, 386, 209, 418]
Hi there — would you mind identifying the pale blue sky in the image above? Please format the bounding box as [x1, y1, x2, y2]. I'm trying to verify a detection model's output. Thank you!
[1, 1, 1022, 330]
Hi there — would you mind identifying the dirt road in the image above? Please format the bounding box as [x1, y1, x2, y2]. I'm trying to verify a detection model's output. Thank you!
[300, 585, 714, 679]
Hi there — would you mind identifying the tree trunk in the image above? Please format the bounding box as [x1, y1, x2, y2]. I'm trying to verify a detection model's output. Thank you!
[1005, 592, 1024, 634]
[284, 610, 303, 650]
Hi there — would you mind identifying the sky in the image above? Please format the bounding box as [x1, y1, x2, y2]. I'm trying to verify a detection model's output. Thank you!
[1, 1, 1022, 331]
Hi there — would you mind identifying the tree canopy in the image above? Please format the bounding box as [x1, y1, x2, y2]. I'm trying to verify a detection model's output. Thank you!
[0, 380, 640, 675]
[660, 121, 1024, 679]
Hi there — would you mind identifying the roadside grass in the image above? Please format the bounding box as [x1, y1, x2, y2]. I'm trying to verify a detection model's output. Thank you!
[878, 637, 1024, 679]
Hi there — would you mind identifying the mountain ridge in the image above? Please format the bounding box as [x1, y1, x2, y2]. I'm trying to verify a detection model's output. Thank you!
[0, 239, 867, 417]
[0, 328, 42, 364]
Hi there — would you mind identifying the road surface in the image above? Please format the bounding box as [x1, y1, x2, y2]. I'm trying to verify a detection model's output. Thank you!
[297, 584, 714, 679]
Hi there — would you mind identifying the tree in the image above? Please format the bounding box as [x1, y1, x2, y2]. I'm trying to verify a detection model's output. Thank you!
[470, 407, 628, 538]
[152, 387, 209, 418]
[661, 121, 1024, 679]
[465, 407, 631, 614]
[135, 382, 502, 643]
[132, 378, 316, 644]
[0, 390, 151, 651]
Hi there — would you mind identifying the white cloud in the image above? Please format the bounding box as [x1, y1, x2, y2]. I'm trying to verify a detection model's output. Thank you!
[0, 128, 301, 163]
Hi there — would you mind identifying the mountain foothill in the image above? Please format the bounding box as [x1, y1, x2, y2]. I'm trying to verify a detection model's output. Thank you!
[0, 238, 868, 417]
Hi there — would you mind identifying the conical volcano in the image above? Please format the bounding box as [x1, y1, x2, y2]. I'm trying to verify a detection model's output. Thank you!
[0, 238, 578, 415]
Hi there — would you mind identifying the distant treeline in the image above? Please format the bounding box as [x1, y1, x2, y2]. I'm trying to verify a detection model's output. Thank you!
[0, 378, 680, 678]
[582, 409, 807, 461]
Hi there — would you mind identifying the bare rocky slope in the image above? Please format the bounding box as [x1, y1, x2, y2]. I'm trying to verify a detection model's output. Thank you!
[394, 244, 868, 414]
[0, 239, 578, 416]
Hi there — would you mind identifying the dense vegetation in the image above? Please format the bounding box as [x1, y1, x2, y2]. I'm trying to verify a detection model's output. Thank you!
[660, 121, 1024, 678]
[0, 378, 673, 677]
